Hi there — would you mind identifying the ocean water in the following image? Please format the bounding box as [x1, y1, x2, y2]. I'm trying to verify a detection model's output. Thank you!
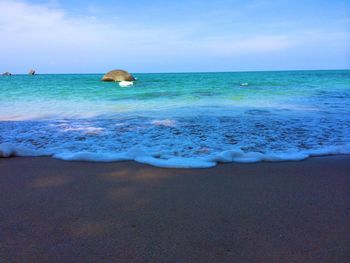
[1, 70, 350, 168]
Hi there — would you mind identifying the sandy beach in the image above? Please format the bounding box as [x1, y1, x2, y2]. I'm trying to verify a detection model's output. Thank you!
[0, 156, 349, 262]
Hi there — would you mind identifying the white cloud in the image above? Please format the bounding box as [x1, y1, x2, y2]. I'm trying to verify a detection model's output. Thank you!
[200, 35, 297, 56]
[0, 0, 348, 73]
[0, 0, 123, 49]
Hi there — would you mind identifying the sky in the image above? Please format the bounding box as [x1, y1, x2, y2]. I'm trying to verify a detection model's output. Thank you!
[0, 0, 349, 73]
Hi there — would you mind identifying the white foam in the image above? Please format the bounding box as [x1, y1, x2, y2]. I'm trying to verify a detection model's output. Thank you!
[2, 141, 350, 168]
[207, 150, 310, 163]
[262, 152, 309, 161]
[307, 145, 350, 156]
[1, 114, 350, 168]
[0, 143, 13, 157]
[135, 156, 216, 168]
[53, 152, 130, 162]
[60, 126, 104, 134]
[119, 81, 134, 87]
[151, 119, 177, 127]
[0, 143, 42, 157]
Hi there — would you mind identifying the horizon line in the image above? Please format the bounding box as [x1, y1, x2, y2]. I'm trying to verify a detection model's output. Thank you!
[3, 68, 349, 75]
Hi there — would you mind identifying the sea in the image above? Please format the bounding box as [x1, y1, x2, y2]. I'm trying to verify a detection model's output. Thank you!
[1, 70, 349, 168]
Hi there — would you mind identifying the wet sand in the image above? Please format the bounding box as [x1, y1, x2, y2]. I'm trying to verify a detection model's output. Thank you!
[0, 156, 349, 262]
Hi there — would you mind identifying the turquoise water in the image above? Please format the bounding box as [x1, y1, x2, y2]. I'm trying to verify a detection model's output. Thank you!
[1, 70, 350, 167]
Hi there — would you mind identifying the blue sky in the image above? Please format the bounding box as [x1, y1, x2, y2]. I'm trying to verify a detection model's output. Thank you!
[0, 0, 349, 73]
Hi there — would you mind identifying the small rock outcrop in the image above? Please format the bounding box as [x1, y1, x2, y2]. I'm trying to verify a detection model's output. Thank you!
[2, 72, 12, 76]
[101, 70, 135, 82]
[28, 69, 36, 75]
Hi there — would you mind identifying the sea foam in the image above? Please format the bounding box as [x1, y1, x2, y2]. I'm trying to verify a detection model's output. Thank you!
[1, 141, 350, 168]
[1, 113, 350, 168]
[119, 81, 134, 87]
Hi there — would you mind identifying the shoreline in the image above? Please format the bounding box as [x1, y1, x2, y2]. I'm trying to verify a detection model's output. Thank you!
[1, 155, 349, 262]
[1, 141, 350, 168]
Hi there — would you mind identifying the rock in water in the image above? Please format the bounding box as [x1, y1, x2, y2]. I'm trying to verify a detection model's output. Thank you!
[2, 72, 12, 76]
[28, 69, 36, 75]
[102, 70, 135, 82]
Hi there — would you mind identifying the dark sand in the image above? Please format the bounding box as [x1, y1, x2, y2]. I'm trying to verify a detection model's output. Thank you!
[0, 156, 349, 263]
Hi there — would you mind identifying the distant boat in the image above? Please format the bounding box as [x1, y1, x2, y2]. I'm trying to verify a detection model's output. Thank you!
[240, 83, 249, 86]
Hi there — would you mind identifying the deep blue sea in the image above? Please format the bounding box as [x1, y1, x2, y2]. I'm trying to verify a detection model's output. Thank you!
[1, 70, 350, 167]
